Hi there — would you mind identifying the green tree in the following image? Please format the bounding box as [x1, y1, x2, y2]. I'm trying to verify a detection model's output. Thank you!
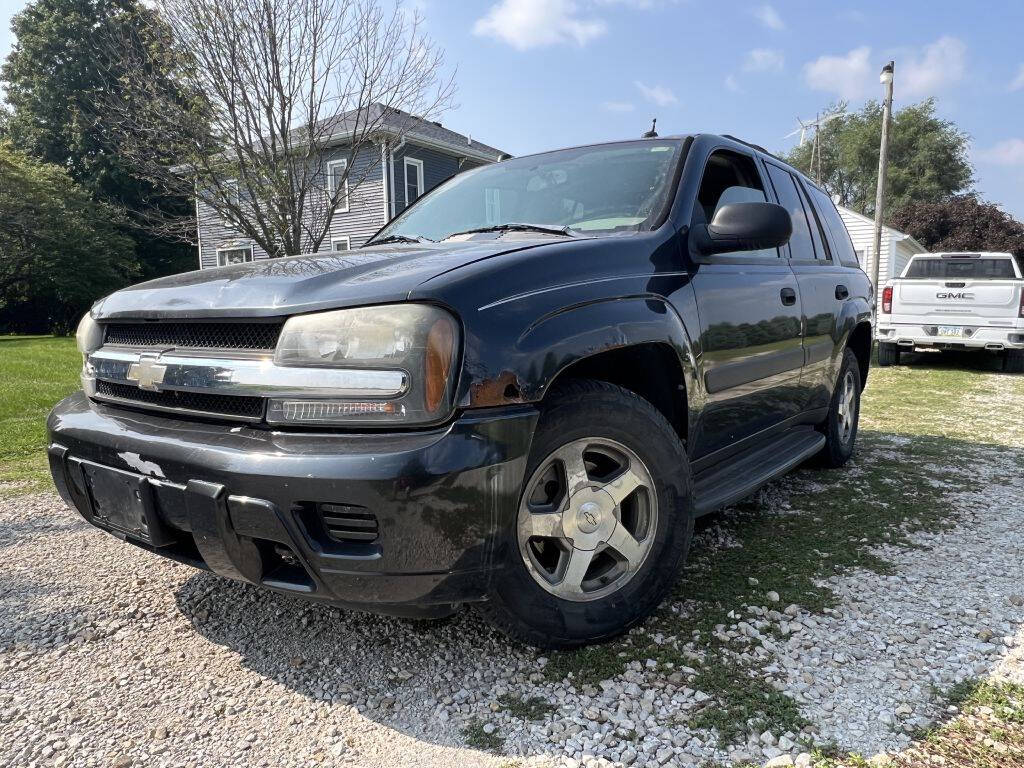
[890, 195, 1024, 261]
[0, 0, 194, 278]
[0, 142, 137, 333]
[782, 99, 973, 219]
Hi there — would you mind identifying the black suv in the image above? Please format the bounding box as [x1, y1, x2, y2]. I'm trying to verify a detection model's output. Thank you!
[48, 134, 872, 648]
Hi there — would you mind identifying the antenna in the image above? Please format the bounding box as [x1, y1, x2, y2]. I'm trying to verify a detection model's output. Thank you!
[642, 118, 658, 138]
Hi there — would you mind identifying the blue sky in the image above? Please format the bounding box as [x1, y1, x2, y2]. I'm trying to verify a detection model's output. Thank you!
[3, 0, 1023, 218]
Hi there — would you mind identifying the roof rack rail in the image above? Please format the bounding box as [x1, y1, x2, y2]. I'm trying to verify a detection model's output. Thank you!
[720, 134, 783, 162]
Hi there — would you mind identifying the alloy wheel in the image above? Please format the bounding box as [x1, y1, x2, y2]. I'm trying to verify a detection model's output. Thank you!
[516, 438, 658, 602]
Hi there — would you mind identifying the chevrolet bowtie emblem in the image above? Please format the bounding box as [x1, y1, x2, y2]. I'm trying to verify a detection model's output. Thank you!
[127, 353, 168, 392]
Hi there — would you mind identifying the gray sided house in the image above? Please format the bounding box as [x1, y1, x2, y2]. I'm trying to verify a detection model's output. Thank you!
[196, 106, 506, 269]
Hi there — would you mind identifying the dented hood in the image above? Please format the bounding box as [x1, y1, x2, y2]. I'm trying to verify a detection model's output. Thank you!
[92, 240, 542, 320]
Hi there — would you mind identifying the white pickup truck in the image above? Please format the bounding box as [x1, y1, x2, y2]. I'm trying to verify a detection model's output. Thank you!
[876, 251, 1024, 372]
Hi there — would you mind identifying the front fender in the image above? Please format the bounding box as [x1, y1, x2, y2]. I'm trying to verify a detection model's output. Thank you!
[462, 294, 700, 436]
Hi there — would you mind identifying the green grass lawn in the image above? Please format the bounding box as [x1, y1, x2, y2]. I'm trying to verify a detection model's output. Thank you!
[0, 335, 81, 495]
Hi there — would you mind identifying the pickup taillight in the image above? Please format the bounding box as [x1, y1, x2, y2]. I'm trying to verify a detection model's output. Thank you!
[882, 285, 893, 314]
[1019, 289, 1024, 318]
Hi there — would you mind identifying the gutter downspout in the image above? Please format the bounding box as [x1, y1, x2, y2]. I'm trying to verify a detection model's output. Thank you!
[194, 181, 203, 270]
[389, 139, 406, 219]
[380, 141, 389, 223]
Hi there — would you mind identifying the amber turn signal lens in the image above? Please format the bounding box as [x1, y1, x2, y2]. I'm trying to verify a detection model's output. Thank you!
[424, 316, 456, 413]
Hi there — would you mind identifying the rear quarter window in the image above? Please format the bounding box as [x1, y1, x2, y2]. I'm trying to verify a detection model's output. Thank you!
[807, 186, 860, 268]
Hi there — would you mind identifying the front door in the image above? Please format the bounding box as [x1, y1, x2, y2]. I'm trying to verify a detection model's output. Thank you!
[685, 148, 805, 458]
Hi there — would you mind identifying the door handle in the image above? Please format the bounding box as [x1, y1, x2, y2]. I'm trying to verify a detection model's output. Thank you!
[780, 287, 797, 306]
[835, 284, 849, 300]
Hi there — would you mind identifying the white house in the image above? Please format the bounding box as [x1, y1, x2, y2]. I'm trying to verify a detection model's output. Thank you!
[837, 205, 928, 284]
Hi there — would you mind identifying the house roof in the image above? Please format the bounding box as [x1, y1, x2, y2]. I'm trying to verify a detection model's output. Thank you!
[836, 204, 929, 255]
[316, 103, 507, 163]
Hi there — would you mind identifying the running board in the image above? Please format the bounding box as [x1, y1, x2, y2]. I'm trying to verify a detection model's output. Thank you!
[692, 427, 825, 516]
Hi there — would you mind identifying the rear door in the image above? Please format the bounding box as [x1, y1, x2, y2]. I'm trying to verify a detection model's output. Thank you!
[893, 256, 1024, 325]
[763, 163, 850, 412]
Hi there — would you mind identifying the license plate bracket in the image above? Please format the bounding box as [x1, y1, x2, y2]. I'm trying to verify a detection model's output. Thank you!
[937, 326, 963, 338]
[81, 463, 159, 543]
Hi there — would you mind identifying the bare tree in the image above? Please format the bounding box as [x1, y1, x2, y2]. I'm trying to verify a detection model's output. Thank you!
[99, 0, 455, 256]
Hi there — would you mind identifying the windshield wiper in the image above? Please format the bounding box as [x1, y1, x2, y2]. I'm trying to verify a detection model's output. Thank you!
[443, 223, 576, 240]
[371, 234, 434, 245]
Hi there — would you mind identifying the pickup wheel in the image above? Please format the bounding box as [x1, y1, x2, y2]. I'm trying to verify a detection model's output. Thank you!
[480, 379, 693, 649]
[877, 342, 900, 367]
[814, 348, 862, 468]
[1005, 349, 1024, 373]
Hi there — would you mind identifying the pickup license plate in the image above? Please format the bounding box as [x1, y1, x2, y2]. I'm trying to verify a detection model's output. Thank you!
[82, 463, 153, 542]
[937, 326, 963, 338]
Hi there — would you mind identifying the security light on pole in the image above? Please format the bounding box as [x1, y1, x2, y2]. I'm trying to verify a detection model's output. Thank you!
[871, 61, 895, 306]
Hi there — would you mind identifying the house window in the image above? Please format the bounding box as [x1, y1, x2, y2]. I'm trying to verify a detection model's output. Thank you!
[327, 159, 349, 212]
[404, 157, 424, 206]
[216, 245, 253, 267]
[331, 236, 351, 252]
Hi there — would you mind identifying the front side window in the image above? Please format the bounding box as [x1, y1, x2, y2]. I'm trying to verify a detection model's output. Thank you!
[375, 140, 683, 242]
[693, 149, 777, 259]
[405, 157, 424, 205]
[217, 245, 253, 266]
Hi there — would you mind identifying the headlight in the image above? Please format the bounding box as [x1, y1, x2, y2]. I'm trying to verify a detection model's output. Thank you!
[76, 312, 102, 393]
[267, 304, 460, 426]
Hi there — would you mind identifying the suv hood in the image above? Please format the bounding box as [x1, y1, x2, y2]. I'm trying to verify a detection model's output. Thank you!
[92, 240, 546, 320]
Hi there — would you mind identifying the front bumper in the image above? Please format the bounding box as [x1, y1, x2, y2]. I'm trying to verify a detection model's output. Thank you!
[47, 392, 537, 618]
[876, 322, 1024, 351]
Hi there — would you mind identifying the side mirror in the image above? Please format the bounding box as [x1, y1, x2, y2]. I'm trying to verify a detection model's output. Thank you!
[693, 202, 792, 256]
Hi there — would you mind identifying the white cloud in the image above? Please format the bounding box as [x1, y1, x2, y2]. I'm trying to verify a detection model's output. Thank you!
[803, 37, 967, 101]
[900, 36, 966, 99]
[724, 74, 742, 93]
[743, 48, 784, 73]
[473, 0, 607, 50]
[1008, 63, 1024, 91]
[753, 4, 784, 31]
[634, 80, 678, 106]
[804, 46, 873, 100]
[975, 139, 1024, 166]
[602, 101, 636, 112]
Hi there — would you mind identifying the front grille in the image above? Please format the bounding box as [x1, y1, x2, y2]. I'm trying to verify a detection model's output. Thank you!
[95, 380, 265, 420]
[104, 322, 283, 351]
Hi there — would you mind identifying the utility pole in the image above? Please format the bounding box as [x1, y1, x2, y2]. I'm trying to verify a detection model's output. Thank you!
[871, 61, 895, 307]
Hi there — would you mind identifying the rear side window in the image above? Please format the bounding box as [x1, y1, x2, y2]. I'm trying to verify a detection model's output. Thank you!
[765, 164, 816, 261]
[904, 258, 1018, 279]
[807, 186, 860, 268]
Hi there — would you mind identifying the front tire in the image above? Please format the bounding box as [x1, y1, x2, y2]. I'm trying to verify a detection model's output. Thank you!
[480, 379, 693, 649]
[877, 342, 900, 367]
[814, 348, 862, 468]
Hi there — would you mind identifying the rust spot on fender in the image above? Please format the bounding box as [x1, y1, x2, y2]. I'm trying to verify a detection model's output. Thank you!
[470, 370, 524, 406]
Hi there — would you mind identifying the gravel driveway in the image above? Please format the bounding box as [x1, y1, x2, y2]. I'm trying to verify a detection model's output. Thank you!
[2, 364, 1023, 768]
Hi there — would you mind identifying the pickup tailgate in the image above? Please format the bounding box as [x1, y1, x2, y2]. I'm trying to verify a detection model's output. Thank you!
[892, 279, 1023, 323]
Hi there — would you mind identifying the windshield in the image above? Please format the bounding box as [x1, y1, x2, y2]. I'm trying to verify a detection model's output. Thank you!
[371, 139, 684, 243]
[904, 257, 1018, 279]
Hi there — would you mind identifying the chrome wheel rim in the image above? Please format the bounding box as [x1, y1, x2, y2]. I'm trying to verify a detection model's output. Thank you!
[836, 369, 857, 444]
[516, 438, 658, 602]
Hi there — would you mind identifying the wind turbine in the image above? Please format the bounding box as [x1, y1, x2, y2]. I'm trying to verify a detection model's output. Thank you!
[783, 111, 846, 182]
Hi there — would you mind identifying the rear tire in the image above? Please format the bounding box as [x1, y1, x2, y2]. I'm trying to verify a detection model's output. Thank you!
[814, 348, 862, 468]
[877, 342, 900, 367]
[1005, 349, 1024, 373]
[479, 379, 693, 649]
